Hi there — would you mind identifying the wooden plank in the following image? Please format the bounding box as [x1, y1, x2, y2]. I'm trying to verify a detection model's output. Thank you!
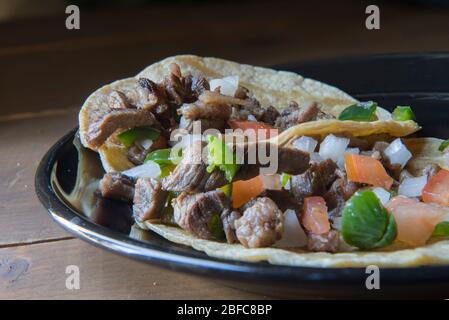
[0, 238, 269, 299]
[0, 110, 78, 245]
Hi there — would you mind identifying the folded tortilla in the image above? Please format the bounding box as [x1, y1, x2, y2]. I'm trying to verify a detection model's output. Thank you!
[80, 55, 363, 172]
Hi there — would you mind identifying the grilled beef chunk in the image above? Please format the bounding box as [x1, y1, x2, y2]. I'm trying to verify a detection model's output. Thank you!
[234, 143, 311, 180]
[133, 178, 168, 222]
[324, 177, 360, 221]
[235, 197, 284, 248]
[99, 173, 135, 202]
[290, 159, 338, 204]
[108, 90, 132, 109]
[221, 210, 242, 244]
[191, 76, 210, 97]
[172, 189, 230, 240]
[178, 100, 232, 121]
[163, 63, 196, 105]
[162, 141, 227, 193]
[307, 230, 340, 253]
[274, 102, 321, 130]
[87, 108, 158, 149]
[180, 118, 227, 133]
[231, 89, 280, 125]
[259, 189, 299, 212]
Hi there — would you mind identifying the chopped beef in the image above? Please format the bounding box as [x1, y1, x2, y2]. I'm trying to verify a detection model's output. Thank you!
[234, 197, 284, 248]
[162, 141, 227, 193]
[422, 163, 440, 179]
[127, 144, 149, 165]
[274, 101, 320, 131]
[180, 118, 227, 134]
[108, 90, 133, 109]
[191, 76, 210, 97]
[234, 143, 310, 180]
[231, 87, 280, 125]
[221, 210, 242, 244]
[87, 108, 158, 149]
[178, 101, 232, 120]
[347, 136, 371, 150]
[99, 172, 135, 202]
[260, 105, 280, 125]
[307, 230, 340, 253]
[290, 159, 338, 204]
[163, 63, 196, 105]
[259, 189, 299, 212]
[172, 189, 230, 240]
[136, 77, 168, 111]
[324, 176, 360, 221]
[133, 178, 168, 222]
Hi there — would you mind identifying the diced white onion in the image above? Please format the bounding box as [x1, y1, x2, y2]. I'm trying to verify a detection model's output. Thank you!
[376, 107, 392, 121]
[209, 76, 239, 97]
[261, 174, 282, 190]
[310, 152, 324, 163]
[384, 138, 412, 168]
[274, 209, 308, 248]
[372, 187, 391, 206]
[319, 134, 350, 163]
[292, 136, 318, 154]
[139, 138, 153, 150]
[122, 160, 161, 179]
[398, 175, 428, 198]
[337, 147, 360, 169]
[247, 114, 257, 121]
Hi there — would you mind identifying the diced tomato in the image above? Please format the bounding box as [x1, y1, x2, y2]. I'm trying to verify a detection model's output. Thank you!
[228, 120, 279, 140]
[345, 153, 393, 189]
[422, 169, 449, 207]
[150, 135, 167, 150]
[301, 196, 331, 235]
[386, 196, 449, 246]
[232, 175, 265, 208]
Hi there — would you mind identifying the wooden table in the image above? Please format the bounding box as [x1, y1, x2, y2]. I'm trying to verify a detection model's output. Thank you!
[1, 2, 449, 299]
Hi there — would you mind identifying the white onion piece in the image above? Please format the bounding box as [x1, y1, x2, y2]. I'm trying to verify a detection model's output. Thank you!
[122, 160, 161, 179]
[376, 107, 392, 121]
[292, 136, 318, 154]
[372, 187, 391, 206]
[139, 138, 153, 150]
[319, 134, 350, 163]
[261, 174, 282, 190]
[444, 152, 449, 167]
[384, 138, 412, 168]
[310, 152, 324, 163]
[274, 209, 308, 248]
[337, 147, 360, 169]
[398, 175, 428, 197]
[209, 76, 239, 97]
[247, 114, 257, 121]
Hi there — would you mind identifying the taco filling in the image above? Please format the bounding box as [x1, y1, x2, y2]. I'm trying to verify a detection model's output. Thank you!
[78, 55, 449, 266]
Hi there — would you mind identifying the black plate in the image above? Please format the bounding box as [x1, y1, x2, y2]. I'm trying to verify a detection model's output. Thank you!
[36, 53, 449, 299]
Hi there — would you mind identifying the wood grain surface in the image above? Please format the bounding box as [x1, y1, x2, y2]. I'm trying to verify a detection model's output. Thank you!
[1, 1, 449, 299]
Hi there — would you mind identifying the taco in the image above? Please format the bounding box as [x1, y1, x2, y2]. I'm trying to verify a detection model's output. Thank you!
[78, 55, 449, 267]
